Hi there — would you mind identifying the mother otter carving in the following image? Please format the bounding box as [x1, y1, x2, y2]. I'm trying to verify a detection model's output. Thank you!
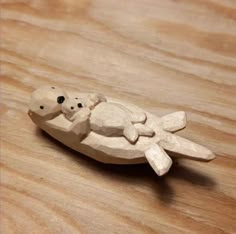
[28, 86, 215, 176]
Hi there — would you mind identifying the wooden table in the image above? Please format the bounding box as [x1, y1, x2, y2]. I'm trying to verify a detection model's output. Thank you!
[1, 1, 236, 233]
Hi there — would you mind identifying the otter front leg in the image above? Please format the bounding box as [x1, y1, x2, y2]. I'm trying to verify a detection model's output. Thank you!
[130, 112, 147, 124]
[69, 115, 90, 136]
[69, 108, 91, 135]
[123, 124, 139, 144]
[46, 113, 90, 136]
[134, 123, 155, 137]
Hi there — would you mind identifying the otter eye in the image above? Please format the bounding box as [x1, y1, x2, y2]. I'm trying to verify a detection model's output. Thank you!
[40, 105, 44, 109]
[71, 106, 74, 110]
[78, 103, 83, 108]
[57, 96, 65, 104]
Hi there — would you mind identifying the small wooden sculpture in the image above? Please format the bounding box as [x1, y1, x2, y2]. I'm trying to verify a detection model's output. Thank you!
[28, 86, 215, 176]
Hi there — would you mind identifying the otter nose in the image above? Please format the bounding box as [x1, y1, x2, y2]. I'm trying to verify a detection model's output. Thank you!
[57, 96, 65, 104]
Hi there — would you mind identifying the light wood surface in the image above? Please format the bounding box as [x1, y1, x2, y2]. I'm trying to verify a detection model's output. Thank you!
[1, 0, 236, 233]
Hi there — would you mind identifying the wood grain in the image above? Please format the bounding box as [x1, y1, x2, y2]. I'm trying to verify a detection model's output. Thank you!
[0, 0, 236, 233]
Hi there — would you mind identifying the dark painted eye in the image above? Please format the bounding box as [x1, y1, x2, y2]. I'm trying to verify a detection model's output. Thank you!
[51, 87, 55, 89]
[40, 105, 44, 109]
[57, 96, 65, 104]
[75, 97, 78, 99]
[71, 106, 74, 110]
[78, 103, 83, 108]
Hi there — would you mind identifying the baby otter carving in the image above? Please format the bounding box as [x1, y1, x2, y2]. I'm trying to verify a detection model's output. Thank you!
[61, 93, 154, 143]
[61, 93, 106, 122]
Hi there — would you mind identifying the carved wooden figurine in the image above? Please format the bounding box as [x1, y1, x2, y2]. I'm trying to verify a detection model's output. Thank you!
[28, 86, 215, 176]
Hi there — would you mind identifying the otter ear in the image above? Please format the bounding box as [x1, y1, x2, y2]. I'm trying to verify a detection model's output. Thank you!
[85, 93, 107, 110]
[29, 101, 39, 112]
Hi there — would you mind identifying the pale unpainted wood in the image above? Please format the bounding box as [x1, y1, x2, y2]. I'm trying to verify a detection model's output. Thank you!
[28, 86, 214, 176]
[1, 0, 236, 233]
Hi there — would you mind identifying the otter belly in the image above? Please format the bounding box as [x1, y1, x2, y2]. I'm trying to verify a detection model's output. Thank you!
[90, 102, 130, 136]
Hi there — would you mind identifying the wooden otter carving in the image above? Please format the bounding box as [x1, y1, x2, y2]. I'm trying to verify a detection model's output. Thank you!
[28, 86, 215, 176]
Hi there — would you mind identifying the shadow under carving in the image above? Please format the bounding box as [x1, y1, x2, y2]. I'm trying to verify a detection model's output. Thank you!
[36, 128, 216, 204]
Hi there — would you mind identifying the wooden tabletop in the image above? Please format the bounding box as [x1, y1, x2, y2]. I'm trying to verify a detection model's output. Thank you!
[1, 0, 236, 233]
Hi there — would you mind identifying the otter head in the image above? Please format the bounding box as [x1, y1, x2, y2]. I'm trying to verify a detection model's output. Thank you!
[28, 86, 68, 121]
[61, 97, 85, 120]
